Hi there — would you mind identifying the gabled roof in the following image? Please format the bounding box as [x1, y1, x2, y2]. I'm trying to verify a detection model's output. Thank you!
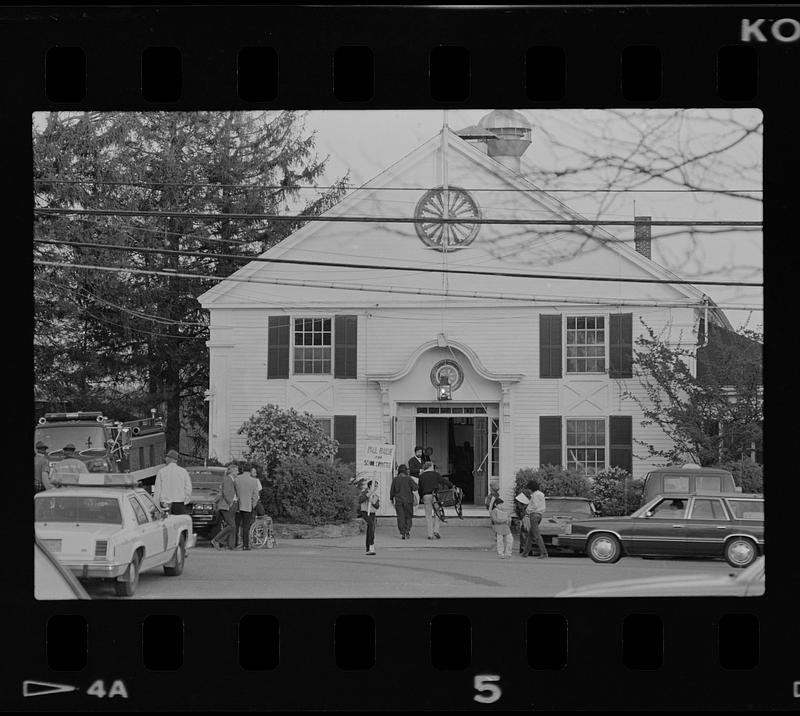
[199, 128, 722, 314]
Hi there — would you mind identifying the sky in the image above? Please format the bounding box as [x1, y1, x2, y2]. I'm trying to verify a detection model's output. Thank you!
[33, 109, 763, 331]
[303, 109, 763, 332]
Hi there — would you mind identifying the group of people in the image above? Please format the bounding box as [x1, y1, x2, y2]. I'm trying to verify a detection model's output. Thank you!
[208, 462, 264, 551]
[33, 440, 89, 492]
[358, 445, 453, 556]
[487, 478, 549, 560]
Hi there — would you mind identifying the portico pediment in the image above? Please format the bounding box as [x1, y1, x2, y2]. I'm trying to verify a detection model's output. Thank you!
[367, 337, 524, 386]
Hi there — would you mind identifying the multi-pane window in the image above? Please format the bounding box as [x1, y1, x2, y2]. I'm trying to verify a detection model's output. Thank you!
[294, 318, 332, 374]
[566, 419, 605, 475]
[566, 316, 606, 373]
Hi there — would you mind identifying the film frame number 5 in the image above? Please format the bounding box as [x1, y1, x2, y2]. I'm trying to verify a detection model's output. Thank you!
[473, 674, 502, 704]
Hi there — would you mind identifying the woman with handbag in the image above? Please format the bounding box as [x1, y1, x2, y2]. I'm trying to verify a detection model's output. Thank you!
[358, 479, 380, 556]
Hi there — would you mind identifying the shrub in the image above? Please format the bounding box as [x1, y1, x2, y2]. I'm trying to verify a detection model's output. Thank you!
[716, 460, 763, 494]
[271, 456, 359, 525]
[238, 404, 339, 480]
[514, 465, 592, 498]
[589, 467, 643, 516]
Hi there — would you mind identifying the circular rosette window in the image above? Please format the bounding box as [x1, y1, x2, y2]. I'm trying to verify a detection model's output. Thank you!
[430, 359, 465, 392]
[414, 186, 481, 250]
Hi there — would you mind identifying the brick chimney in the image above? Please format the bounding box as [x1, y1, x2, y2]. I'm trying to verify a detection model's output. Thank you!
[634, 215, 652, 259]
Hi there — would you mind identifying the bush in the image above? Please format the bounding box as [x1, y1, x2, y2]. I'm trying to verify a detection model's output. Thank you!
[514, 465, 592, 498]
[716, 460, 763, 494]
[238, 404, 339, 480]
[589, 467, 643, 516]
[271, 456, 359, 525]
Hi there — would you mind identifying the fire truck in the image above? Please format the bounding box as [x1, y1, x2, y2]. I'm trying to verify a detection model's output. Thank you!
[35, 410, 167, 482]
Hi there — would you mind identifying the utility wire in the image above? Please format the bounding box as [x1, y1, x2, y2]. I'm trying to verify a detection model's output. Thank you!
[34, 206, 762, 228]
[39, 279, 208, 328]
[33, 178, 764, 194]
[33, 260, 765, 311]
[34, 239, 764, 288]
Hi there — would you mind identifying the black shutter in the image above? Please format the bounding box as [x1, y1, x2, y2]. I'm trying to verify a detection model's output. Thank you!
[609, 415, 633, 474]
[539, 314, 562, 378]
[539, 416, 562, 467]
[333, 415, 357, 465]
[334, 315, 358, 379]
[609, 313, 633, 379]
[267, 316, 290, 379]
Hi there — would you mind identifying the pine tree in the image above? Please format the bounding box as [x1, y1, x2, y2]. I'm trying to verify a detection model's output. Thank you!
[34, 111, 348, 448]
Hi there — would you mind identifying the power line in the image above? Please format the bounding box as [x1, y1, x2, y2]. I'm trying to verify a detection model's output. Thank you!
[34, 239, 763, 288]
[34, 206, 762, 228]
[33, 260, 765, 311]
[39, 279, 208, 328]
[33, 177, 764, 194]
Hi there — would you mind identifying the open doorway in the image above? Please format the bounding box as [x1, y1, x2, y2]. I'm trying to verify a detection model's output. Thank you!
[416, 415, 493, 505]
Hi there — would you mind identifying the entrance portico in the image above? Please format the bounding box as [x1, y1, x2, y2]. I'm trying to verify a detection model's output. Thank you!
[368, 336, 523, 509]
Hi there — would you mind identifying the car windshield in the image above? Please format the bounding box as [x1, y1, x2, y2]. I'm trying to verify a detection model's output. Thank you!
[546, 499, 593, 515]
[35, 426, 106, 453]
[35, 495, 122, 524]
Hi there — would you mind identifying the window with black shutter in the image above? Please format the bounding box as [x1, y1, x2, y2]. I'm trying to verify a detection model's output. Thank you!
[267, 316, 290, 379]
[540, 315, 562, 378]
[609, 313, 633, 379]
[334, 315, 358, 379]
[609, 415, 633, 474]
[333, 415, 357, 464]
[539, 416, 562, 467]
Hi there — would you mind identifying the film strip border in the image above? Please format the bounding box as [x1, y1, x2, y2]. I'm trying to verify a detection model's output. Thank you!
[45, 43, 761, 105]
[23, 600, 786, 710]
[17, 7, 798, 108]
[6, 4, 798, 711]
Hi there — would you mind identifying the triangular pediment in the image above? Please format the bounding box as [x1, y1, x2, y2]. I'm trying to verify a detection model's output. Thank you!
[199, 130, 709, 309]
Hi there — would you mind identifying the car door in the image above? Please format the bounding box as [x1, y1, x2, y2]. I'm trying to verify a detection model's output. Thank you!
[136, 492, 172, 563]
[127, 495, 164, 571]
[628, 497, 691, 556]
[682, 497, 731, 557]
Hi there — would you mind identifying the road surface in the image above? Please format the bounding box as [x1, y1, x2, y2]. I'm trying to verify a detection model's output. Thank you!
[82, 532, 738, 599]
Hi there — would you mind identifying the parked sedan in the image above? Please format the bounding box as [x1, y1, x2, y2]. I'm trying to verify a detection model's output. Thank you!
[555, 556, 765, 597]
[35, 473, 196, 597]
[185, 465, 226, 539]
[554, 492, 764, 568]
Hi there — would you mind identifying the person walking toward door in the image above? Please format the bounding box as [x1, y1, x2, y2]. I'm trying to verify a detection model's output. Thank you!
[418, 461, 447, 539]
[390, 464, 417, 539]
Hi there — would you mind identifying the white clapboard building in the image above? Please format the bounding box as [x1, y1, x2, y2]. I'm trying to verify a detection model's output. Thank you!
[198, 110, 731, 514]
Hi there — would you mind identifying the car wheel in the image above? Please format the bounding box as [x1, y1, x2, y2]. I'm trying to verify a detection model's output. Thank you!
[587, 533, 622, 564]
[164, 535, 186, 576]
[725, 537, 757, 568]
[114, 552, 141, 597]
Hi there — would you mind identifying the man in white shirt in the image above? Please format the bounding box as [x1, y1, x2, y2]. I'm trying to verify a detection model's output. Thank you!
[153, 449, 193, 515]
[522, 479, 549, 559]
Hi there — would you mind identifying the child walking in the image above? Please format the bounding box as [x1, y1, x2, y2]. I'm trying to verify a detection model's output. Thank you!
[490, 497, 513, 559]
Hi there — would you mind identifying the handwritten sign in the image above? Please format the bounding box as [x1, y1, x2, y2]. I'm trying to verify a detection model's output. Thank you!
[361, 442, 395, 470]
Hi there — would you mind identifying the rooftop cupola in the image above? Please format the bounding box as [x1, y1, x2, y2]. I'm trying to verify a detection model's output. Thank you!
[477, 109, 532, 173]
